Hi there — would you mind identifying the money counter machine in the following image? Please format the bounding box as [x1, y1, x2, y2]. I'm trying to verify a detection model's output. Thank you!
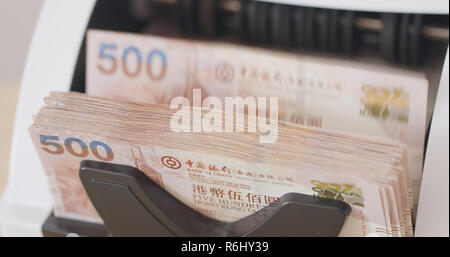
[0, 0, 448, 237]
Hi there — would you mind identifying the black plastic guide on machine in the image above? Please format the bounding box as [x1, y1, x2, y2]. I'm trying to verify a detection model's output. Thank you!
[42, 160, 351, 237]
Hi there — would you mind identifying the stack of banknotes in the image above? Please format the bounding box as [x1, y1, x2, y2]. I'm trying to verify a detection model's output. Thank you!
[29, 29, 429, 236]
[87, 30, 428, 212]
[31, 92, 413, 236]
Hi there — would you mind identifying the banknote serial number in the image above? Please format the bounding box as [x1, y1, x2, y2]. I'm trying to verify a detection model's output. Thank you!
[181, 241, 269, 255]
[39, 135, 114, 161]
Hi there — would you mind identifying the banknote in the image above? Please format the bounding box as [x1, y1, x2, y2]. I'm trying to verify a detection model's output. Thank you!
[30, 92, 413, 236]
[86, 29, 428, 212]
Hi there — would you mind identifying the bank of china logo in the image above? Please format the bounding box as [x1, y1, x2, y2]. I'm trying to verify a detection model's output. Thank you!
[215, 63, 234, 83]
[161, 156, 182, 169]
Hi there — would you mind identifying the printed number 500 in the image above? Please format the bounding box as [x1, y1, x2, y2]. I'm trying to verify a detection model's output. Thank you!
[40, 135, 114, 161]
[97, 43, 167, 80]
